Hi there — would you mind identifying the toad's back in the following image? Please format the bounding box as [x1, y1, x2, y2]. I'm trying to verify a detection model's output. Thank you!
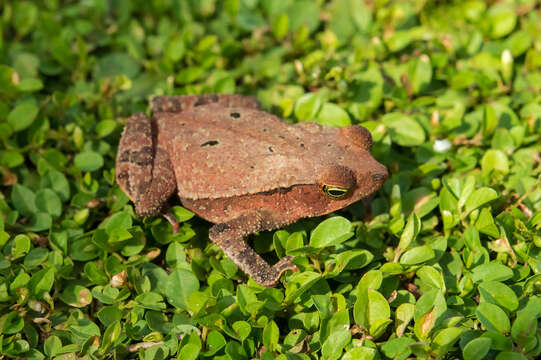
[155, 105, 349, 200]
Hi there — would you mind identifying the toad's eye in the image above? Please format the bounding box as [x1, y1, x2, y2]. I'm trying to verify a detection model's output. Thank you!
[322, 185, 349, 199]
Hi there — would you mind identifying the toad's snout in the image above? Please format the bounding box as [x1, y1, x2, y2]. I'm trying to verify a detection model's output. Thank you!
[371, 165, 389, 184]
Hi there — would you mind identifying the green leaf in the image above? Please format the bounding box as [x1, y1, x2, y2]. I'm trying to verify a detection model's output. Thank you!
[486, 5, 517, 39]
[13, 1, 38, 37]
[400, 246, 435, 265]
[35, 189, 62, 218]
[478, 281, 518, 311]
[475, 207, 499, 238]
[407, 56, 432, 94]
[382, 113, 426, 146]
[11, 184, 37, 216]
[310, 216, 354, 248]
[417, 266, 445, 290]
[397, 213, 421, 251]
[263, 320, 279, 352]
[232, 321, 251, 342]
[1, 311, 24, 335]
[316, 103, 351, 127]
[321, 329, 351, 360]
[12, 234, 31, 259]
[93, 53, 140, 79]
[59, 285, 93, 308]
[95, 120, 117, 138]
[381, 337, 414, 359]
[203, 330, 226, 356]
[481, 149, 509, 174]
[295, 93, 323, 121]
[395, 303, 415, 337]
[7, 102, 39, 132]
[471, 262, 513, 283]
[495, 353, 527, 360]
[165, 268, 199, 310]
[25, 212, 52, 231]
[464, 187, 498, 216]
[476, 303, 510, 333]
[74, 151, 104, 172]
[43, 335, 62, 357]
[463, 337, 492, 360]
[40, 170, 70, 201]
[432, 327, 463, 355]
[285, 271, 321, 303]
[27, 267, 55, 299]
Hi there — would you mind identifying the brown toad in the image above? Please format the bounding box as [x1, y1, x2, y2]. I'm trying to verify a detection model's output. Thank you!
[116, 94, 388, 287]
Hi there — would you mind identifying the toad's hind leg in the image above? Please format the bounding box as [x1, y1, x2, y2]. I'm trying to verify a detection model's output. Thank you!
[116, 113, 176, 217]
[209, 212, 298, 287]
[151, 94, 261, 113]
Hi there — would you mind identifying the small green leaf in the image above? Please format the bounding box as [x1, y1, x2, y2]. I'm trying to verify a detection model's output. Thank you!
[316, 103, 351, 127]
[35, 189, 62, 218]
[432, 327, 463, 356]
[232, 321, 251, 342]
[310, 216, 354, 248]
[7, 102, 39, 132]
[1, 311, 24, 335]
[382, 113, 426, 146]
[165, 268, 199, 310]
[44, 335, 62, 357]
[486, 5, 517, 39]
[295, 93, 323, 121]
[27, 267, 55, 298]
[478, 281, 518, 311]
[11, 184, 37, 217]
[263, 320, 279, 352]
[476, 303, 510, 333]
[74, 151, 104, 172]
[481, 149, 509, 174]
[463, 337, 492, 360]
[400, 246, 435, 265]
[59, 285, 93, 308]
[471, 262, 513, 283]
[464, 187, 498, 216]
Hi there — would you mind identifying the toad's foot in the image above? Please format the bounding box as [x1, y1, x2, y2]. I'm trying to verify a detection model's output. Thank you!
[259, 256, 298, 287]
[163, 212, 179, 234]
[209, 212, 297, 287]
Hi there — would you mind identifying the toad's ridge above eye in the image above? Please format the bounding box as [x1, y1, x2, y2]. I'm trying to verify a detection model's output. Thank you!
[322, 185, 349, 199]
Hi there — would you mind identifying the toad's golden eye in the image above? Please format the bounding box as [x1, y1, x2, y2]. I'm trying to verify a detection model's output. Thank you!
[322, 185, 349, 199]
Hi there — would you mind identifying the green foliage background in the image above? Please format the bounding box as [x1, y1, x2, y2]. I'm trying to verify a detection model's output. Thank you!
[1, 0, 541, 359]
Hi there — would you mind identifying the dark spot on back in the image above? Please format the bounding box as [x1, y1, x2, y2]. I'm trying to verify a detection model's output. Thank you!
[250, 165, 254, 169]
[194, 94, 219, 106]
[117, 172, 128, 179]
[268, 146, 274, 153]
[201, 140, 219, 147]
[263, 128, 267, 132]
[119, 150, 130, 162]
[213, 223, 230, 234]
[132, 146, 153, 166]
[278, 135, 285, 139]
[230, 112, 240, 118]
[300, 143, 305, 147]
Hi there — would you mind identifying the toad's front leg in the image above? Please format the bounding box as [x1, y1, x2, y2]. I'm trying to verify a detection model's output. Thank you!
[209, 212, 298, 287]
[116, 113, 176, 217]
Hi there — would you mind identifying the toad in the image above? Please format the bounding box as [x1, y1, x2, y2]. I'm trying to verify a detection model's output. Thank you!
[116, 94, 388, 287]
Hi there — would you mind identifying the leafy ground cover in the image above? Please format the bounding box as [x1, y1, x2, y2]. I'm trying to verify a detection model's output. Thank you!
[1, 0, 541, 359]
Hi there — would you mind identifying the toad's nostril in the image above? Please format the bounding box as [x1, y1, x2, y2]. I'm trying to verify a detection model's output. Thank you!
[372, 173, 386, 182]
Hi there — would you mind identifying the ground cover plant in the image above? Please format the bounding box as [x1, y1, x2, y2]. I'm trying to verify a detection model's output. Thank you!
[1, 0, 541, 359]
